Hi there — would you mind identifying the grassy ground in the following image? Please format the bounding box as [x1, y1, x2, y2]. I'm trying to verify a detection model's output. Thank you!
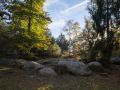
[0, 65, 120, 90]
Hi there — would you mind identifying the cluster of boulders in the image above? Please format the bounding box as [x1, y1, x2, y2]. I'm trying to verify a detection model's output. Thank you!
[23, 61, 57, 76]
[0, 57, 120, 76]
[15, 59, 105, 76]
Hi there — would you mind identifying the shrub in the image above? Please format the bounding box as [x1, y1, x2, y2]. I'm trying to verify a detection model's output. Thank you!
[48, 43, 61, 57]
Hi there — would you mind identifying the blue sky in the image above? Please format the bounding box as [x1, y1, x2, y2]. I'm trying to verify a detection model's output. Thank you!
[44, 0, 90, 37]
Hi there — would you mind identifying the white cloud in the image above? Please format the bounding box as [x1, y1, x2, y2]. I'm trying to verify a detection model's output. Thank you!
[44, 0, 90, 37]
[49, 19, 66, 30]
[61, 0, 89, 14]
[44, 0, 59, 7]
[48, 19, 66, 37]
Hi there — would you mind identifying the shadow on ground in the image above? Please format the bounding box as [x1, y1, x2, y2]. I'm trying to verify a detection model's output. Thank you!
[0, 65, 120, 90]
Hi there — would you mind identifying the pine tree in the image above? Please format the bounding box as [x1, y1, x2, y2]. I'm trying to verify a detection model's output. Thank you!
[88, 0, 120, 65]
[57, 33, 68, 52]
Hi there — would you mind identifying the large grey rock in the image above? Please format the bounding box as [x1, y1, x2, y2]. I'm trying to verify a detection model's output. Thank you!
[15, 59, 27, 68]
[58, 60, 91, 75]
[23, 61, 44, 71]
[110, 57, 120, 65]
[87, 61, 102, 67]
[37, 59, 58, 66]
[87, 61, 104, 72]
[38, 67, 57, 76]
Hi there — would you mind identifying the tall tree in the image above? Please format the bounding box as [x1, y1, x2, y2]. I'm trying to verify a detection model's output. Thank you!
[57, 33, 68, 52]
[63, 20, 74, 56]
[63, 20, 81, 56]
[78, 18, 97, 60]
[88, 0, 120, 65]
[0, 0, 51, 59]
[72, 22, 81, 56]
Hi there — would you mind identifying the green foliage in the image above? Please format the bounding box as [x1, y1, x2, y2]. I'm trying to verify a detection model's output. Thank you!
[63, 20, 81, 56]
[57, 33, 68, 52]
[0, 0, 51, 59]
[112, 27, 120, 56]
[88, 0, 120, 63]
[78, 19, 97, 60]
[48, 43, 61, 57]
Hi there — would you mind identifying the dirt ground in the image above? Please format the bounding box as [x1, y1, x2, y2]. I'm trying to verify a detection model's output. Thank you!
[0, 65, 120, 90]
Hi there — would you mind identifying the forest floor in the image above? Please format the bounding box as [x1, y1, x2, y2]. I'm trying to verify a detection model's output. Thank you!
[0, 65, 120, 90]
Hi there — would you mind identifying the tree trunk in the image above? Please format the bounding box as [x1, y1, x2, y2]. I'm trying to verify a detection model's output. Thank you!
[28, 16, 31, 35]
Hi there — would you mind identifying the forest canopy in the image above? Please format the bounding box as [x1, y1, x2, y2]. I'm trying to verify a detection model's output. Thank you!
[0, 0, 120, 63]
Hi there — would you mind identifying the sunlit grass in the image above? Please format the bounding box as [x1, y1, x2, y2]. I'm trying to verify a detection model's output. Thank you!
[37, 85, 54, 90]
